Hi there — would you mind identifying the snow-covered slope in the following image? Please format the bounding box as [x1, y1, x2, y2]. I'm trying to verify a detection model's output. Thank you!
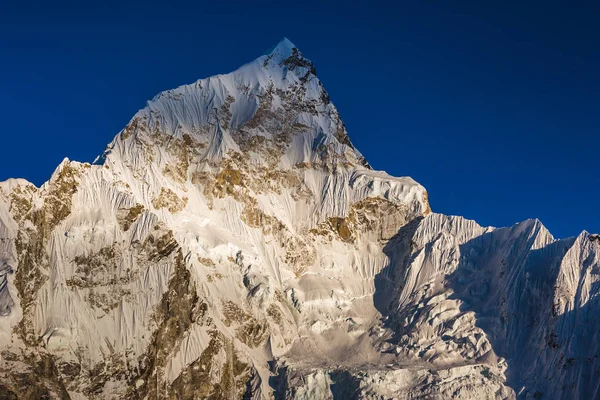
[0, 38, 598, 399]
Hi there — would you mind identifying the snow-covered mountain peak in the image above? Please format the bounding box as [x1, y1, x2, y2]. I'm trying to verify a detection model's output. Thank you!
[98, 37, 359, 173]
[263, 37, 298, 61]
[94, 38, 429, 226]
[267, 37, 297, 54]
[0, 40, 597, 399]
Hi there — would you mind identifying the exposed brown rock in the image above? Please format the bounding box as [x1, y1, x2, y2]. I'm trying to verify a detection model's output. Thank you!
[0, 353, 71, 400]
[197, 256, 216, 267]
[151, 188, 188, 213]
[130, 249, 206, 399]
[44, 162, 81, 233]
[312, 197, 412, 244]
[246, 83, 275, 130]
[170, 332, 251, 400]
[116, 203, 145, 231]
[329, 217, 352, 242]
[144, 229, 178, 262]
[222, 301, 269, 348]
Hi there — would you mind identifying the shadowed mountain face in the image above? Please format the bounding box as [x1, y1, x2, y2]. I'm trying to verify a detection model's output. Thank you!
[377, 216, 600, 399]
[0, 39, 597, 399]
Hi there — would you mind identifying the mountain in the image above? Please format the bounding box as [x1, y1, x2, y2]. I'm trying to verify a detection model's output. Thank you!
[0, 38, 598, 399]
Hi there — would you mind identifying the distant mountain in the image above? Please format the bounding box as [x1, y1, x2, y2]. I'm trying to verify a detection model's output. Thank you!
[0, 38, 598, 399]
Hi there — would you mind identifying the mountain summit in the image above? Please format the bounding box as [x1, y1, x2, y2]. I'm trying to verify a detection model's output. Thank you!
[264, 37, 298, 58]
[0, 40, 598, 399]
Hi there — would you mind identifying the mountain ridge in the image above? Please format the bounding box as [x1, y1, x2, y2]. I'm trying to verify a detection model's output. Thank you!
[0, 39, 598, 399]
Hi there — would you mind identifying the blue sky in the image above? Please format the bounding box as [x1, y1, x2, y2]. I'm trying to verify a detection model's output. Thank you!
[1, 1, 598, 238]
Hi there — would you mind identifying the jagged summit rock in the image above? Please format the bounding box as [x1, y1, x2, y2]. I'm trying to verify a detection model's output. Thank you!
[0, 40, 598, 399]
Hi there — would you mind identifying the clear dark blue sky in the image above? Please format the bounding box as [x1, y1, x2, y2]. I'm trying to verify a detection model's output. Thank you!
[1, 1, 598, 238]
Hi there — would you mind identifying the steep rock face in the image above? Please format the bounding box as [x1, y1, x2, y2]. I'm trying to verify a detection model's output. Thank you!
[0, 39, 597, 399]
